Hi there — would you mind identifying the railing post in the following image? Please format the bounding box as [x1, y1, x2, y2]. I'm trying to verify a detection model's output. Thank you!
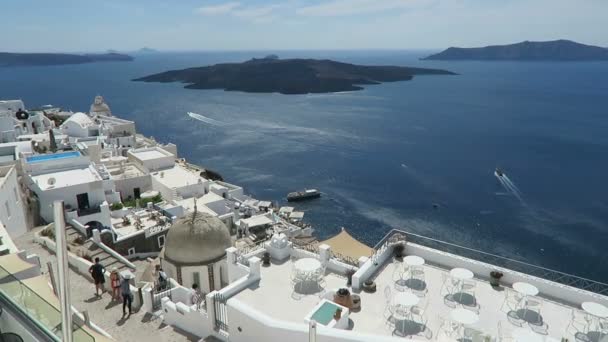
[54, 201, 73, 342]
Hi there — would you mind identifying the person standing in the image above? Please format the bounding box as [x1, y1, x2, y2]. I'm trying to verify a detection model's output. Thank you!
[110, 268, 121, 301]
[120, 273, 133, 316]
[88, 257, 105, 297]
[190, 283, 203, 309]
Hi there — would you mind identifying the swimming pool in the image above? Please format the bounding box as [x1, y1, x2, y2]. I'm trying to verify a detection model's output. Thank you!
[26, 151, 81, 163]
[310, 301, 340, 325]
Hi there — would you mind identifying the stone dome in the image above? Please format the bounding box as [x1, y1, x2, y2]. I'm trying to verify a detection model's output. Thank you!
[163, 212, 232, 265]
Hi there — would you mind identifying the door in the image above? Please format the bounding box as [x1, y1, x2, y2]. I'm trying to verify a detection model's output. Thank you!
[76, 193, 90, 210]
[134, 187, 141, 199]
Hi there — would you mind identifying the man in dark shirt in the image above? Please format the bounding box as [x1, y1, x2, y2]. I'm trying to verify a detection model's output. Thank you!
[88, 257, 106, 297]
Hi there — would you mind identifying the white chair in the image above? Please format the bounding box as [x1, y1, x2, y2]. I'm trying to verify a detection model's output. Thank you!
[567, 308, 590, 334]
[438, 316, 459, 338]
[462, 279, 476, 294]
[411, 299, 428, 323]
[383, 285, 394, 325]
[525, 297, 543, 325]
[497, 321, 514, 342]
[500, 287, 523, 313]
[440, 272, 456, 296]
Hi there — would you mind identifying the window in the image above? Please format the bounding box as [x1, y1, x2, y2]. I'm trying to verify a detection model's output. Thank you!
[157, 235, 165, 248]
[193, 271, 200, 288]
[128, 247, 135, 256]
[4, 202, 10, 218]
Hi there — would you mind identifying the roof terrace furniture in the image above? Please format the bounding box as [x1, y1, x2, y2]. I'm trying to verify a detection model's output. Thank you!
[512, 282, 542, 326]
[582, 302, 608, 334]
[567, 308, 591, 335]
[450, 308, 479, 340]
[390, 292, 420, 337]
[450, 268, 475, 306]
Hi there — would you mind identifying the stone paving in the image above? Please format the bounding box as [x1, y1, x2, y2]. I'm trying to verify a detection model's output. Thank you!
[14, 227, 210, 342]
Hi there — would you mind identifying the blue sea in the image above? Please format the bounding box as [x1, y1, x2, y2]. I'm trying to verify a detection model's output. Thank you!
[2, 51, 607, 282]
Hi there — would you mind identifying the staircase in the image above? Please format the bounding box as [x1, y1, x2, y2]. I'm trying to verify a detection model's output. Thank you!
[65, 226, 130, 273]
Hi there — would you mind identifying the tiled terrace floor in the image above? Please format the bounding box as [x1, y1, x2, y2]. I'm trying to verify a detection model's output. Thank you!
[234, 257, 603, 341]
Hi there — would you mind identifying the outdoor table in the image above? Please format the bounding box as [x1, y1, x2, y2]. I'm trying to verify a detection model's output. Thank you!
[450, 268, 474, 280]
[450, 268, 474, 302]
[391, 292, 420, 336]
[511, 328, 543, 342]
[582, 302, 608, 332]
[513, 282, 539, 322]
[404, 256, 425, 266]
[449, 308, 479, 339]
[294, 258, 322, 275]
[293, 258, 322, 292]
[513, 282, 539, 297]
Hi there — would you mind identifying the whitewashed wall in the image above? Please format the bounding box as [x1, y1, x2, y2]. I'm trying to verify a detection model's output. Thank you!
[227, 298, 408, 342]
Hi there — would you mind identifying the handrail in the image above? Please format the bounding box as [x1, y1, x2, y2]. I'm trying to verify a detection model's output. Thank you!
[374, 229, 608, 296]
[0, 265, 96, 341]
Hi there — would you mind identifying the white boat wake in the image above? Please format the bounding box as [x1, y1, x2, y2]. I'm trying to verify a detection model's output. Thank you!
[495, 172, 526, 205]
[187, 112, 227, 126]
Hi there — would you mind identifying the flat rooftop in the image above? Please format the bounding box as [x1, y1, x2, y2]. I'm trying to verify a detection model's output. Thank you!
[130, 149, 171, 161]
[31, 167, 100, 190]
[233, 247, 607, 342]
[151, 164, 203, 189]
[106, 162, 145, 180]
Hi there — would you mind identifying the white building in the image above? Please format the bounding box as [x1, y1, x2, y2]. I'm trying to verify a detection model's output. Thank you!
[60, 112, 99, 138]
[0, 165, 28, 237]
[23, 151, 110, 227]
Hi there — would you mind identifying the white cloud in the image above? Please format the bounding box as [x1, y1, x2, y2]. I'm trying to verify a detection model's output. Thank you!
[297, 0, 430, 17]
[196, 2, 241, 15]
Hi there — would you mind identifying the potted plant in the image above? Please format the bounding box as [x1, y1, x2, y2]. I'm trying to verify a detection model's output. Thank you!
[334, 308, 342, 320]
[262, 252, 271, 266]
[490, 270, 504, 287]
[393, 243, 405, 259]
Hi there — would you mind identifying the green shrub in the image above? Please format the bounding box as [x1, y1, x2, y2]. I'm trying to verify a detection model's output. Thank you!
[110, 202, 124, 211]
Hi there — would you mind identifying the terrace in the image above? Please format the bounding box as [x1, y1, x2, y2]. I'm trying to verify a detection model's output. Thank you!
[230, 230, 608, 341]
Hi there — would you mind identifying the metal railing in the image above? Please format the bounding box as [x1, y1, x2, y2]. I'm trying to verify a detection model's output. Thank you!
[330, 251, 359, 268]
[0, 265, 95, 341]
[213, 293, 229, 332]
[76, 206, 102, 217]
[376, 229, 608, 296]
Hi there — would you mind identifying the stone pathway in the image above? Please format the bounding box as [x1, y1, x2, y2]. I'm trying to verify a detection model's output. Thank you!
[14, 227, 209, 342]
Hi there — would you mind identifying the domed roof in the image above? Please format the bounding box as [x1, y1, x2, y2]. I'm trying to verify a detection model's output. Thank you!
[63, 112, 94, 129]
[163, 212, 232, 265]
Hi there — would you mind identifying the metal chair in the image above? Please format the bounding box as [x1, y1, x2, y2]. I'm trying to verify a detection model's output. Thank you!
[440, 272, 456, 296]
[567, 308, 590, 334]
[500, 287, 523, 313]
[525, 297, 543, 325]
[497, 321, 514, 342]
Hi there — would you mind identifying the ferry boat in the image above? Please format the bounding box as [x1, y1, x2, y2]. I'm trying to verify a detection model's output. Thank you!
[287, 189, 321, 202]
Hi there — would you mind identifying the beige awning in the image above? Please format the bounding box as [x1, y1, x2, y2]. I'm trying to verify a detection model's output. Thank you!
[321, 228, 373, 260]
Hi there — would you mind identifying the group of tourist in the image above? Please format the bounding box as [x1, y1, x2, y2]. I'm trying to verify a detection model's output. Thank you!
[88, 257, 135, 316]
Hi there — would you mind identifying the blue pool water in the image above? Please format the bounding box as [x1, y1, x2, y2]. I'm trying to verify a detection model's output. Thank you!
[311, 301, 340, 325]
[1, 51, 607, 282]
[26, 151, 81, 163]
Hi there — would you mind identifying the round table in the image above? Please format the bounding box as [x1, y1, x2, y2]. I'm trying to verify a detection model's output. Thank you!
[511, 329, 543, 342]
[582, 302, 608, 318]
[513, 282, 539, 297]
[449, 308, 479, 325]
[582, 302, 608, 333]
[294, 258, 322, 274]
[404, 256, 425, 266]
[392, 292, 420, 309]
[450, 268, 474, 280]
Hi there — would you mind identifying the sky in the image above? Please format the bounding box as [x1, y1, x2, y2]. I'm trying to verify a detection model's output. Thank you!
[1, 0, 607, 52]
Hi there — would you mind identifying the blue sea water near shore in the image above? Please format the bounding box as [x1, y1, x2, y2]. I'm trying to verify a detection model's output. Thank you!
[2, 50, 607, 282]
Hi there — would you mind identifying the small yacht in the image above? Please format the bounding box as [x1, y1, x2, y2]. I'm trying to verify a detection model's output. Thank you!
[287, 189, 321, 202]
[495, 167, 505, 177]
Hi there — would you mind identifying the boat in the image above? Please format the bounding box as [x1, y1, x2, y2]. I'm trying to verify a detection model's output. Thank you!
[287, 189, 321, 202]
[495, 168, 504, 177]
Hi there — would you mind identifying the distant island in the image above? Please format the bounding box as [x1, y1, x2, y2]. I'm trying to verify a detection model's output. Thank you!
[0, 52, 133, 67]
[133, 58, 455, 94]
[423, 40, 608, 61]
[137, 47, 159, 54]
